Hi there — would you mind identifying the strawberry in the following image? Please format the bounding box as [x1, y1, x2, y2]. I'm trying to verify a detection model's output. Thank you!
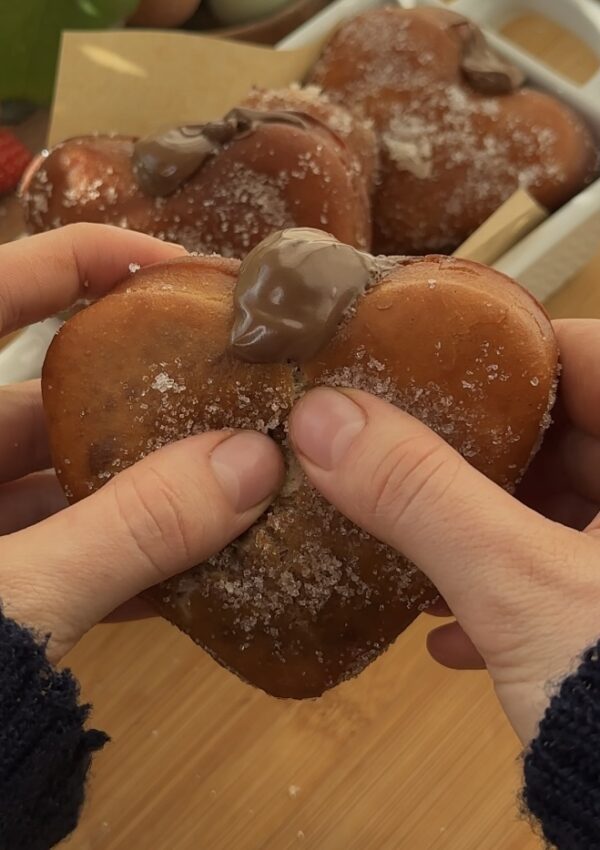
[0, 128, 32, 195]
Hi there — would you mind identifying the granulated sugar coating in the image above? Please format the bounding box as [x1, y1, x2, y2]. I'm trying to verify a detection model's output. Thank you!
[372, 86, 567, 252]
[42, 252, 559, 699]
[309, 6, 598, 254]
[175, 162, 297, 257]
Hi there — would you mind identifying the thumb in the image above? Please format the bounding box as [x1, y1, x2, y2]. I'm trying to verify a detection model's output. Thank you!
[2, 430, 283, 658]
[288, 388, 580, 643]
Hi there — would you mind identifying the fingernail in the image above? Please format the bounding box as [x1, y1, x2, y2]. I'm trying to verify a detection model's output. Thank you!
[291, 388, 366, 470]
[210, 432, 281, 512]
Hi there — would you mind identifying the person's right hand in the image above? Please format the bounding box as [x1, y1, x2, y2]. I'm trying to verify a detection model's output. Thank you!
[289, 319, 600, 744]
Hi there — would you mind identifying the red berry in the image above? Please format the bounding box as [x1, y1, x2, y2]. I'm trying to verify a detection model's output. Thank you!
[0, 129, 32, 195]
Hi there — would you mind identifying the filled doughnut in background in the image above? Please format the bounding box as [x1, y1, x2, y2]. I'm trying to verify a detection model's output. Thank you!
[309, 6, 598, 255]
[42, 228, 559, 699]
[20, 101, 373, 257]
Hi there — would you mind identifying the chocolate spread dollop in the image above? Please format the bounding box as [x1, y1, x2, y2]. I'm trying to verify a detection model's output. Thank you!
[133, 108, 310, 196]
[230, 229, 377, 363]
[412, 7, 525, 95]
[457, 20, 525, 94]
[437, 10, 525, 95]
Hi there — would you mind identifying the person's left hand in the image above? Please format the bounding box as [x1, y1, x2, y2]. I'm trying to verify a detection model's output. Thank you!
[0, 224, 283, 661]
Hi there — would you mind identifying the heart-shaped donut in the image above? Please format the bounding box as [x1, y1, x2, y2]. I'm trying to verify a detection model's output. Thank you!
[20, 100, 373, 257]
[42, 229, 558, 698]
[309, 7, 598, 254]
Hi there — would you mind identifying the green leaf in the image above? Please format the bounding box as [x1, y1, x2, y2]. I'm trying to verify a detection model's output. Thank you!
[0, 0, 140, 105]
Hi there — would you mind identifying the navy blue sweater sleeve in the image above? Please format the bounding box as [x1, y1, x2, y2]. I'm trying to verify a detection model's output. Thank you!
[0, 607, 108, 850]
[523, 639, 600, 849]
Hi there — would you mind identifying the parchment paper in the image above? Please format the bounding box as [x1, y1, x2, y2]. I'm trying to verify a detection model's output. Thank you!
[49, 30, 320, 144]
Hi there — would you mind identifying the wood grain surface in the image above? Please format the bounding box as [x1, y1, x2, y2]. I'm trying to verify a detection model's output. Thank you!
[0, 10, 598, 850]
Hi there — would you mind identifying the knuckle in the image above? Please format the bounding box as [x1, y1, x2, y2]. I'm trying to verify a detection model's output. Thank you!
[65, 221, 112, 249]
[63, 221, 93, 241]
[112, 466, 193, 578]
[360, 435, 460, 528]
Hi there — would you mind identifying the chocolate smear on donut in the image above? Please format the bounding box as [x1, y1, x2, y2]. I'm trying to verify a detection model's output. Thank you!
[133, 108, 314, 196]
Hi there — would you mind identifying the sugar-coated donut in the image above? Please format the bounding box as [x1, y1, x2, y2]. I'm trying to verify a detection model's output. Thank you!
[20, 105, 372, 256]
[42, 229, 559, 699]
[309, 7, 598, 254]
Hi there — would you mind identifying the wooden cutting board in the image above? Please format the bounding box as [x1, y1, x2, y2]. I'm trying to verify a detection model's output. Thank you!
[0, 11, 597, 850]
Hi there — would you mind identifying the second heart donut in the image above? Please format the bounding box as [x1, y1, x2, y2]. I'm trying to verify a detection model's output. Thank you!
[20, 103, 373, 256]
[309, 7, 598, 254]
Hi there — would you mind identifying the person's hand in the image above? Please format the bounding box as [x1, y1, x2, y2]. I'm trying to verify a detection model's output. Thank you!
[0, 224, 283, 662]
[288, 319, 600, 744]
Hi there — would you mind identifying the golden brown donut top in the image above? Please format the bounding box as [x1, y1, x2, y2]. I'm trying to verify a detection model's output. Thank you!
[133, 107, 315, 196]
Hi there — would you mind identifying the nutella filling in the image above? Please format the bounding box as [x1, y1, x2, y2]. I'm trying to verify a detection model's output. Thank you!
[230, 229, 376, 363]
[411, 7, 524, 95]
[133, 108, 311, 196]
[457, 22, 525, 94]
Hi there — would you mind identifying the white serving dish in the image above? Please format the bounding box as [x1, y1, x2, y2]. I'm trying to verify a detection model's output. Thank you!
[0, 0, 598, 387]
[281, 0, 600, 303]
[0, 320, 61, 385]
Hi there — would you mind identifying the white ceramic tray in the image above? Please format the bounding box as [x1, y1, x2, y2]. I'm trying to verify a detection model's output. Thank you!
[0, 0, 598, 387]
[0, 320, 61, 386]
[281, 0, 600, 302]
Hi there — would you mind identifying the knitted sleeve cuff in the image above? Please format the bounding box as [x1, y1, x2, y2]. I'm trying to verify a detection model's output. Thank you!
[0, 606, 108, 850]
[523, 639, 600, 850]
